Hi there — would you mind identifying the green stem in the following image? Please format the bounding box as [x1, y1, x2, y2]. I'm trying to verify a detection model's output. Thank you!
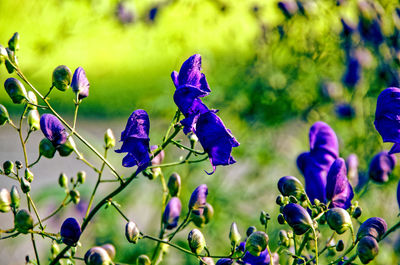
[35, 195, 70, 226]
[29, 230, 60, 241]
[28, 154, 42, 168]
[382, 219, 400, 240]
[267, 246, 274, 265]
[312, 228, 318, 265]
[168, 209, 192, 241]
[171, 140, 205, 155]
[43, 85, 54, 99]
[147, 156, 209, 169]
[74, 149, 101, 174]
[110, 200, 129, 222]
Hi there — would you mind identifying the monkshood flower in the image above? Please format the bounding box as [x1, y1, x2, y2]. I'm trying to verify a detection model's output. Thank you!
[357, 217, 387, 242]
[216, 258, 234, 265]
[71, 67, 90, 100]
[357, 236, 379, 264]
[368, 151, 396, 183]
[282, 203, 313, 235]
[297, 121, 339, 203]
[326, 158, 354, 209]
[189, 184, 208, 214]
[196, 111, 240, 174]
[40, 114, 68, 147]
[60, 217, 81, 246]
[238, 241, 271, 265]
[162, 197, 182, 229]
[115, 109, 150, 172]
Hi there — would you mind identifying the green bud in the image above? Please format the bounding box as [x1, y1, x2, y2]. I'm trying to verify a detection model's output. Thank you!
[167, 172, 181, 197]
[260, 210, 270, 225]
[0, 45, 7, 64]
[326, 208, 352, 234]
[279, 230, 290, 247]
[276, 195, 284, 206]
[26, 91, 38, 110]
[245, 231, 269, 256]
[52, 65, 72, 91]
[14, 209, 33, 233]
[8, 32, 19, 52]
[289, 195, 298, 203]
[5, 48, 16, 74]
[101, 244, 116, 260]
[246, 226, 257, 237]
[4, 78, 27, 104]
[125, 221, 140, 243]
[39, 138, 56, 158]
[51, 242, 60, 258]
[336, 239, 344, 252]
[203, 203, 214, 224]
[77, 171, 86, 184]
[0, 104, 10, 126]
[352, 206, 362, 219]
[188, 229, 206, 255]
[70, 190, 80, 204]
[57, 137, 76, 157]
[84, 247, 112, 265]
[15, 161, 23, 169]
[104, 129, 115, 149]
[277, 214, 285, 225]
[3, 160, 14, 175]
[10, 185, 20, 209]
[24, 168, 34, 183]
[0, 188, 11, 212]
[357, 236, 379, 264]
[59, 173, 68, 189]
[136, 255, 151, 265]
[229, 222, 241, 247]
[188, 132, 198, 145]
[21, 178, 31, 193]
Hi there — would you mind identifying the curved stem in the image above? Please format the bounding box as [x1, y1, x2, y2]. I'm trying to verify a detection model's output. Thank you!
[148, 156, 209, 169]
[28, 154, 42, 168]
[171, 140, 205, 155]
[110, 200, 129, 222]
[168, 209, 192, 241]
[382, 220, 400, 240]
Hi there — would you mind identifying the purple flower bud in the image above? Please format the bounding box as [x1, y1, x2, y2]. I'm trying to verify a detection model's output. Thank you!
[101, 244, 116, 260]
[71, 67, 90, 100]
[368, 151, 396, 183]
[148, 6, 159, 22]
[216, 258, 233, 265]
[239, 239, 271, 264]
[162, 197, 182, 230]
[335, 103, 355, 119]
[40, 114, 68, 147]
[115, 109, 150, 172]
[189, 184, 208, 214]
[60, 217, 81, 246]
[341, 18, 356, 38]
[326, 158, 354, 209]
[4, 78, 27, 104]
[326, 208, 352, 234]
[357, 236, 379, 264]
[357, 217, 387, 242]
[277, 176, 304, 198]
[84, 247, 112, 265]
[282, 203, 313, 235]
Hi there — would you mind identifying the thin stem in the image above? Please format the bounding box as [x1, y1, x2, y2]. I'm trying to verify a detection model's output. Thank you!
[27, 194, 44, 230]
[35, 195, 70, 226]
[110, 200, 129, 222]
[267, 246, 274, 265]
[74, 149, 101, 174]
[312, 228, 318, 265]
[43, 85, 54, 99]
[24, 130, 32, 144]
[31, 233, 41, 265]
[171, 140, 205, 155]
[382, 219, 400, 240]
[148, 156, 208, 169]
[292, 231, 309, 265]
[29, 230, 60, 241]
[28, 154, 42, 168]
[72, 94, 80, 135]
[168, 209, 192, 241]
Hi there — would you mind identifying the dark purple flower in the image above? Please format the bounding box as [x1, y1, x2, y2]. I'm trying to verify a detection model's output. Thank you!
[343, 56, 362, 88]
[326, 158, 354, 209]
[148, 6, 159, 22]
[71, 67, 90, 100]
[189, 184, 208, 215]
[238, 241, 271, 265]
[335, 103, 355, 119]
[162, 197, 181, 230]
[397, 180, 400, 211]
[282, 203, 313, 235]
[216, 258, 234, 265]
[60, 217, 81, 246]
[115, 110, 150, 172]
[368, 151, 396, 183]
[195, 111, 239, 174]
[357, 217, 387, 242]
[374, 87, 400, 154]
[40, 114, 68, 147]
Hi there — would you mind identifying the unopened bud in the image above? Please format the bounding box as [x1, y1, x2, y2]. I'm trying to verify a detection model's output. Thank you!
[14, 209, 33, 233]
[167, 172, 181, 196]
[336, 239, 344, 252]
[0, 104, 10, 126]
[353, 206, 362, 219]
[27, 110, 40, 131]
[0, 45, 7, 64]
[0, 189, 11, 212]
[27, 91, 38, 110]
[60, 217, 81, 246]
[8, 32, 19, 52]
[125, 221, 140, 243]
[21, 178, 31, 193]
[246, 226, 257, 237]
[77, 171, 86, 184]
[70, 190, 80, 204]
[357, 236, 379, 264]
[279, 230, 290, 247]
[10, 185, 20, 209]
[84, 247, 112, 265]
[277, 213, 286, 225]
[278, 176, 304, 199]
[276, 195, 284, 206]
[136, 254, 151, 265]
[201, 257, 216, 265]
[101, 244, 116, 260]
[52, 65, 72, 91]
[357, 217, 387, 242]
[229, 222, 241, 247]
[4, 78, 27, 104]
[215, 258, 233, 265]
[59, 173, 68, 189]
[189, 132, 198, 145]
[15, 161, 22, 169]
[2, 161, 13, 175]
[104, 129, 115, 149]
[39, 138, 56, 158]
[57, 137, 76, 157]
[24, 169, 34, 182]
[282, 203, 313, 235]
[326, 208, 352, 234]
[188, 229, 206, 255]
[5, 48, 16, 74]
[245, 231, 269, 256]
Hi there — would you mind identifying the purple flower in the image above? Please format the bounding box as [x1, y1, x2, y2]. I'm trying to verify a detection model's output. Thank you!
[297, 122, 339, 203]
[71, 67, 90, 100]
[60, 217, 81, 246]
[326, 158, 354, 209]
[189, 184, 208, 215]
[282, 203, 313, 235]
[216, 258, 234, 265]
[397, 180, 400, 211]
[343, 56, 362, 88]
[374, 87, 400, 154]
[162, 197, 182, 230]
[357, 217, 387, 242]
[40, 114, 68, 147]
[115, 110, 150, 172]
[195, 111, 240, 174]
[335, 103, 355, 119]
[368, 151, 396, 183]
[238, 241, 271, 265]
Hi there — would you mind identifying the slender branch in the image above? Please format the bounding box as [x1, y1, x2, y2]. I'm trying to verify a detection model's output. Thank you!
[171, 140, 205, 155]
[147, 156, 209, 169]
[168, 209, 192, 241]
[28, 154, 42, 168]
[110, 200, 130, 222]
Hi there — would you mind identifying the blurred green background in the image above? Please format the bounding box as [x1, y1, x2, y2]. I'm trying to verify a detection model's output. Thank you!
[1, 0, 400, 264]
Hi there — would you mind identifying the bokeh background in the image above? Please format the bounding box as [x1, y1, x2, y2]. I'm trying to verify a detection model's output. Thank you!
[1, 0, 400, 264]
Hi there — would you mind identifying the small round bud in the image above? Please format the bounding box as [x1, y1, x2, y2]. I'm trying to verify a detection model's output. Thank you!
[357, 217, 387, 242]
[136, 254, 151, 265]
[215, 258, 233, 265]
[0, 104, 10, 126]
[336, 239, 344, 252]
[260, 210, 270, 225]
[276, 195, 284, 206]
[229, 222, 241, 247]
[3, 161, 13, 175]
[60, 217, 81, 246]
[188, 229, 206, 255]
[189, 132, 198, 145]
[21, 178, 31, 193]
[282, 203, 313, 235]
[279, 230, 290, 247]
[4, 78, 27, 104]
[39, 138, 57, 159]
[8, 32, 19, 52]
[24, 169, 34, 183]
[14, 209, 33, 233]
[10, 185, 20, 209]
[15, 161, 23, 169]
[353, 206, 362, 219]
[57, 137, 76, 157]
[278, 176, 304, 199]
[77, 171, 86, 184]
[245, 231, 269, 256]
[27, 110, 40, 131]
[151, 145, 165, 167]
[277, 213, 286, 225]
[189, 184, 208, 214]
[246, 226, 257, 237]
[326, 208, 352, 234]
[368, 152, 396, 183]
[167, 172, 181, 197]
[101, 244, 116, 260]
[70, 190, 80, 204]
[84, 247, 112, 265]
[27, 91, 38, 110]
[125, 221, 140, 243]
[0, 188, 11, 212]
[104, 129, 115, 149]
[59, 173, 68, 189]
[162, 197, 182, 229]
[203, 203, 214, 224]
[357, 236, 379, 264]
[52, 65, 72, 91]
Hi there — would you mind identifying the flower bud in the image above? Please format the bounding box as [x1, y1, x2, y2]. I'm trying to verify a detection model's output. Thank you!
[15, 161, 22, 169]
[189, 184, 208, 214]
[260, 211, 270, 225]
[189, 132, 198, 145]
[245, 231, 269, 256]
[188, 229, 206, 255]
[357, 217, 387, 242]
[346, 154, 359, 186]
[60, 217, 81, 246]
[77, 171, 86, 184]
[59, 173, 68, 189]
[57, 137, 76, 156]
[24, 169, 34, 183]
[279, 230, 290, 247]
[246, 226, 257, 237]
[84, 247, 112, 265]
[0, 104, 10, 126]
[8, 32, 19, 52]
[0, 188, 11, 212]
[215, 258, 233, 265]
[52, 65, 72, 91]
[5, 78, 28, 105]
[71, 67, 90, 100]
[336, 239, 344, 252]
[326, 208, 352, 234]
[357, 236, 379, 264]
[14, 209, 33, 233]
[125, 221, 140, 243]
[368, 152, 396, 183]
[27, 110, 40, 131]
[104, 129, 115, 149]
[21, 178, 31, 193]
[70, 190, 80, 204]
[5, 48, 16, 74]
[3, 161, 13, 175]
[200, 257, 215, 265]
[39, 138, 57, 158]
[162, 197, 182, 229]
[167, 172, 181, 196]
[229, 222, 241, 247]
[353, 206, 362, 219]
[277, 176, 304, 199]
[101, 244, 116, 260]
[26, 91, 38, 110]
[0, 45, 7, 64]
[276, 195, 284, 206]
[136, 254, 151, 265]
[10, 185, 20, 209]
[282, 203, 313, 235]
